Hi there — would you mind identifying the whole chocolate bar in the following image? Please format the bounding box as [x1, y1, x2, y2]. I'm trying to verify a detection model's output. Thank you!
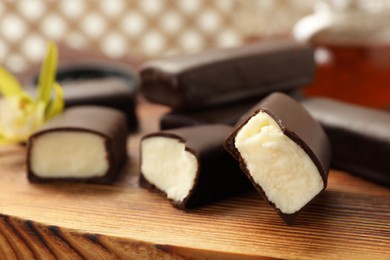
[302, 97, 390, 187]
[140, 125, 252, 209]
[225, 92, 331, 225]
[27, 106, 128, 183]
[160, 90, 304, 130]
[141, 40, 314, 110]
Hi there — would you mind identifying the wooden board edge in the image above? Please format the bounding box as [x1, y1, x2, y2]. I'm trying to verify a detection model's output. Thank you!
[0, 214, 275, 260]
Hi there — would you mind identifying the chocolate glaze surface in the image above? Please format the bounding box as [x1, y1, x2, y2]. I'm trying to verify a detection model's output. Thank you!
[225, 92, 331, 225]
[302, 97, 390, 187]
[27, 106, 128, 183]
[140, 125, 252, 209]
[141, 40, 314, 110]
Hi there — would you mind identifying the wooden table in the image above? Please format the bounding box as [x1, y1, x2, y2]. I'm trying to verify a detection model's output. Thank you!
[0, 103, 389, 259]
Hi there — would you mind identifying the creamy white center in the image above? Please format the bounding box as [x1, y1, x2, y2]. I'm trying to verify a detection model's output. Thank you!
[141, 136, 198, 202]
[235, 112, 323, 214]
[30, 132, 109, 178]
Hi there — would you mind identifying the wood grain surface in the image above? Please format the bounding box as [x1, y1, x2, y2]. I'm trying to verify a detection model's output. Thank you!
[0, 103, 389, 259]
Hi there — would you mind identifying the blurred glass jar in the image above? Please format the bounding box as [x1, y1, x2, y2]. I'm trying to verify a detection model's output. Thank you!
[294, 0, 390, 108]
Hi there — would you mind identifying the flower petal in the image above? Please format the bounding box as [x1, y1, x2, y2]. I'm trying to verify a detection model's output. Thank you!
[0, 67, 23, 96]
[37, 42, 58, 104]
[45, 82, 64, 120]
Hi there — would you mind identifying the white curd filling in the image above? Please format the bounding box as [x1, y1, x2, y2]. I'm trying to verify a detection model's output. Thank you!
[235, 112, 323, 214]
[141, 136, 198, 202]
[30, 132, 109, 178]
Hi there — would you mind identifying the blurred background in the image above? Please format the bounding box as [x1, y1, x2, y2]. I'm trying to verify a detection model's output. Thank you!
[1, 0, 390, 108]
[0, 0, 313, 72]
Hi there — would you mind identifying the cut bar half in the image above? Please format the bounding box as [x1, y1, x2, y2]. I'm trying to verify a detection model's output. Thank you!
[27, 106, 128, 183]
[225, 92, 331, 225]
[140, 125, 252, 208]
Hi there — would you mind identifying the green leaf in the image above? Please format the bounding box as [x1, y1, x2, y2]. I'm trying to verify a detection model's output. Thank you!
[37, 42, 58, 104]
[45, 82, 64, 120]
[0, 67, 23, 96]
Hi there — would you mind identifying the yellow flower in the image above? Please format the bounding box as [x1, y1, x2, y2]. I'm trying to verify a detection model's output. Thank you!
[0, 42, 64, 145]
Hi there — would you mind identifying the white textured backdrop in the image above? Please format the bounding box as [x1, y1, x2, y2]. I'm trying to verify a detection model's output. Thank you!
[0, 0, 313, 72]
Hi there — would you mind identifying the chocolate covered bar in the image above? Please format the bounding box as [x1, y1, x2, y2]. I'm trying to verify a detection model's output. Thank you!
[141, 40, 314, 110]
[27, 106, 128, 183]
[160, 90, 304, 130]
[302, 97, 390, 187]
[140, 125, 252, 208]
[225, 93, 331, 225]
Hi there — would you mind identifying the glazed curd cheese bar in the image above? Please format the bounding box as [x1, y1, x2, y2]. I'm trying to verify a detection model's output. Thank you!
[27, 106, 128, 183]
[141, 40, 314, 110]
[140, 125, 252, 208]
[302, 97, 390, 187]
[225, 92, 331, 225]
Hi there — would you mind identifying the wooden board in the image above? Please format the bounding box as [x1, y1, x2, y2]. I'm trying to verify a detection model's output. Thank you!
[0, 103, 389, 259]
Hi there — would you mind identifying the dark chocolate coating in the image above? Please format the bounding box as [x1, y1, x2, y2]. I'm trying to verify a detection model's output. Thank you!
[160, 90, 304, 130]
[302, 97, 390, 187]
[141, 40, 314, 110]
[27, 106, 128, 183]
[225, 92, 331, 225]
[140, 125, 252, 209]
